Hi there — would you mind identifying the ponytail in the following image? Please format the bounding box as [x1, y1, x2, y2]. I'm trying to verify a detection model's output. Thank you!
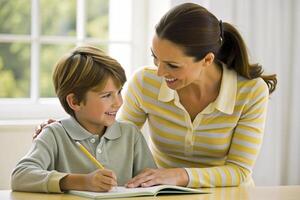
[217, 22, 277, 94]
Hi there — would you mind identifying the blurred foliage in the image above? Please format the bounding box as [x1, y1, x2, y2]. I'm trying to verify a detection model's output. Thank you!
[0, 0, 109, 98]
[87, 0, 109, 39]
[0, 0, 30, 34]
[0, 43, 30, 97]
[40, 0, 76, 36]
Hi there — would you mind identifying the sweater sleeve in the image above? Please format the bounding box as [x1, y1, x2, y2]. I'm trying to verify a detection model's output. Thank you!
[118, 69, 147, 129]
[132, 126, 158, 176]
[185, 79, 269, 187]
[11, 127, 68, 193]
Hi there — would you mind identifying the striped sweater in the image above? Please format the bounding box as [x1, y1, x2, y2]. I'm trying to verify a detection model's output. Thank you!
[118, 64, 269, 188]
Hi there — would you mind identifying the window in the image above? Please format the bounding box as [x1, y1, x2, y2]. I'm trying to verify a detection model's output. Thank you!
[0, 0, 138, 121]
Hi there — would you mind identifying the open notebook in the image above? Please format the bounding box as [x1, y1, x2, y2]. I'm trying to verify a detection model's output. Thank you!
[69, 185, 208, 199]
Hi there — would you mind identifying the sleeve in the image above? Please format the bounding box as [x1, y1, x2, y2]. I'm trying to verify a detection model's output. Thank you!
[118, 68, 148, 129]
[11, 127, 68, 193]
[185, 79, 269, 187]
[132, 126, 157, 176]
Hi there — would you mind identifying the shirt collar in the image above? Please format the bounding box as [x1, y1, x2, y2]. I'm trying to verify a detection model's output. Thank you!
[60, 117, 122, 141]
[103, 122, 122, 140]
[157, 63, 237, 114]
[214, 63, 237, 114]
[158, 79, 175, 102]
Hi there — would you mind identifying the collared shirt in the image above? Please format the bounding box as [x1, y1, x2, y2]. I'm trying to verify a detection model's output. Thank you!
[11, 117, 157, 193]
[119, 64, 269, 187]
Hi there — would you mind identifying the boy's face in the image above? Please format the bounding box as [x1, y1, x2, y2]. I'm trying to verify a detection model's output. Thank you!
[75, 76, 123, 135]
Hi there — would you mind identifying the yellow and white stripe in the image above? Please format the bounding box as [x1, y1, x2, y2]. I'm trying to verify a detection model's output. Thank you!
[118, 64, 269, 188]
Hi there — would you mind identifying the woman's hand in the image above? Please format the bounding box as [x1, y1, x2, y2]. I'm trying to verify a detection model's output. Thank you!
[125, 168, 189, 188]
[33, 119, 56, 139]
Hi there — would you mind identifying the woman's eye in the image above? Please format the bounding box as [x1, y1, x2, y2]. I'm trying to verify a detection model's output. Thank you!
[152, 57, 158, 66]
[101, 94, 111, 98]
[167, 64, 179, 69]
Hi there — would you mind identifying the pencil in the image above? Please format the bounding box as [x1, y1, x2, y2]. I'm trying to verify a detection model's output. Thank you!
[75, 141, 105, 169]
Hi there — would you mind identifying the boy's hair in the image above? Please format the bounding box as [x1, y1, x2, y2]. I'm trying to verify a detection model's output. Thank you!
[52, 45, 126, 117]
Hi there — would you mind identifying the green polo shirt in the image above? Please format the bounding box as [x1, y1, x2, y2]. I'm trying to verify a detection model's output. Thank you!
[11, 117, 157, 193]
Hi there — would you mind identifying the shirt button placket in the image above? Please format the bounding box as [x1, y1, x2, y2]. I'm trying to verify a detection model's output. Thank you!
[90, 138, 96, 143]
[184, 113, 194, 156]
[97, 148, 102, 154]
[96, 138, 105, 163]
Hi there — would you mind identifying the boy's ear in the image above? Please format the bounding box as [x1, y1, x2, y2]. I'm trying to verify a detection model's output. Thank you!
[202, 52, 215, 67]
[66, 93, 81, 111]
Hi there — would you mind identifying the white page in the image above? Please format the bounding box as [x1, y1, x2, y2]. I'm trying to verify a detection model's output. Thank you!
[69, 185, 206, 199]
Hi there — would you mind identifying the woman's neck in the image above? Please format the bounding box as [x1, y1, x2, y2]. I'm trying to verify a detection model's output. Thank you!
[178, 62, 222, 100]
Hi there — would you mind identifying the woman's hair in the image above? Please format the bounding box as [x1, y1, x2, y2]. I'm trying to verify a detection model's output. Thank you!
[155, 3, 277, 93]
[52, 45, 126, 117]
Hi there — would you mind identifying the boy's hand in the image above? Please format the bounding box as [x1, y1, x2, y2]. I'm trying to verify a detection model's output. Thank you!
[85, 169, 117, 192]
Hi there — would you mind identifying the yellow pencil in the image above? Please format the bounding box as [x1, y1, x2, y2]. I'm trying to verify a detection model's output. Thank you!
[75, 141, 105, 169]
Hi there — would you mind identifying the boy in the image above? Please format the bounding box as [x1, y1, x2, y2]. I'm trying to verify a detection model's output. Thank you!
[11, 46, 157, 193]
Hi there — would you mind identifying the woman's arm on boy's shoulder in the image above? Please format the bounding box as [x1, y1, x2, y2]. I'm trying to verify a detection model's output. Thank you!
[32, 119, 56, 140]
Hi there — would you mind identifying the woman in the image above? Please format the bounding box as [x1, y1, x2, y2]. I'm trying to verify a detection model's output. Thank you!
[35, 3, 277, 188]
[120, 3, 276, 188]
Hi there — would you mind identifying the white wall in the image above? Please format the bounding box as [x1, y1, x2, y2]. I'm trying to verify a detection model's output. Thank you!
[0, 123, 35, 189]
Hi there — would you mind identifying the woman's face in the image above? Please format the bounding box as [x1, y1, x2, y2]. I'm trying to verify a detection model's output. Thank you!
[151, 34, 205, 90]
